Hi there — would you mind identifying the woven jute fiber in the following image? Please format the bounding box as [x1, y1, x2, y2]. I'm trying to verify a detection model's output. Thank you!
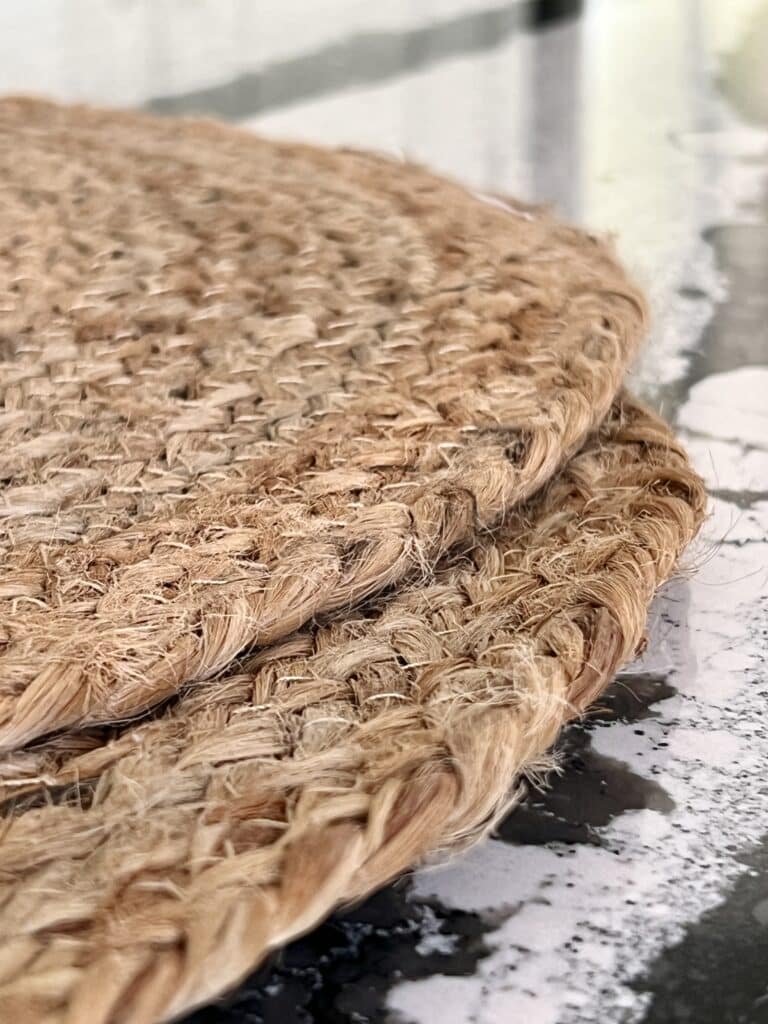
[0, 99, 705, 1023]
[0, 98, 647, 749]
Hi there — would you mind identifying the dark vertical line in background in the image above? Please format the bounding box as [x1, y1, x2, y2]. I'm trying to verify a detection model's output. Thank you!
[528, 0, 584, 26]
[526, 0, 583, 218]
[482, 24, 502, 190]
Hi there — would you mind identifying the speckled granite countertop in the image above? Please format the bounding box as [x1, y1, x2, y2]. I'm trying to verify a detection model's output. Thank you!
[5, 0, 766, 1020]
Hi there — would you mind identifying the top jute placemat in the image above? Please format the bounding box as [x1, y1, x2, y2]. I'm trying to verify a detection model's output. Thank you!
[0, 99, 705, 1023]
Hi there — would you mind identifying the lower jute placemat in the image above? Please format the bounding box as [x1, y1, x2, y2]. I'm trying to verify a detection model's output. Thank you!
[0, 99, 705, 1024]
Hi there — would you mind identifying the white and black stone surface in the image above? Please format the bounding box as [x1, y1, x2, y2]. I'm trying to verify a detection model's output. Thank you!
[2, 1, 766, 1020]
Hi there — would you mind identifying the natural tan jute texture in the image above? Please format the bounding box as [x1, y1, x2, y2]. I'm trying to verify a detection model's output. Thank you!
[0, 397, 705, 1024]
[0, 99, 706, 1023]
[0, 97, 649, 750]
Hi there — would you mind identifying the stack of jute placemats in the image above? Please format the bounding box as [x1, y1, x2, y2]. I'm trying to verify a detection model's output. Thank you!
[0, 98, 705, 1023]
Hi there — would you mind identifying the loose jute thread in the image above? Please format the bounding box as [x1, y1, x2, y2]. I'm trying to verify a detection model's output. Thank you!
[0, 99, 705, 1023]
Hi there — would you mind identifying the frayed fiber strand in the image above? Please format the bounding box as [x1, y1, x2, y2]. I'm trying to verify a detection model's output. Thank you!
[0, 99, 705, 1023]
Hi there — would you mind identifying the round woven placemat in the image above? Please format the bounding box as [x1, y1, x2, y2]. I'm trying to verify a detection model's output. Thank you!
[0, 396, 704, 1023]
[0, 98, 647, 750]
[0, 99, 705, 1023]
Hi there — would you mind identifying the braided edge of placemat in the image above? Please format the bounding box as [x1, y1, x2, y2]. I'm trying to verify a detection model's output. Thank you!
[0, 394, 706, 1023]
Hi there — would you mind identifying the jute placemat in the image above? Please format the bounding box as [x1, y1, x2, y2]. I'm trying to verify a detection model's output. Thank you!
[0, 99, 704, 1023]
[0, 98, 646, 748]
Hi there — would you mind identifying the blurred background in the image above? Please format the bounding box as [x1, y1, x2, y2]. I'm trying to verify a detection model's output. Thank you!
[1, 2, 763, 211]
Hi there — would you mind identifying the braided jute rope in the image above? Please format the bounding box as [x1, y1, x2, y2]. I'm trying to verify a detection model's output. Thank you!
[0, 395, 705, 1023]
[0, 99, 707, 1023]
[0, 98, 648, 750]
